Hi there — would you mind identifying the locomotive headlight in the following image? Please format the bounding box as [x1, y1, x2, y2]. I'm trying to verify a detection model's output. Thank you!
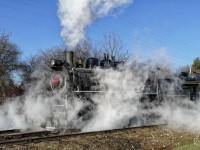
[50, 59, 56, 67]
[50, 59, 63, 67]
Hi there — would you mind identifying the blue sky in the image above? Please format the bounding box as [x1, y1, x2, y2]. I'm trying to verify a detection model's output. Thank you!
[0, 0, 200, 67]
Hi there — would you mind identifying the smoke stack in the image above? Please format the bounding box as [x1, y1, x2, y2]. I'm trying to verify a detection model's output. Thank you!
[111, 56, 115, 62]
[104, 53, 107, 60]
[107, 53, 109, 60]
[65, 51, 74, 67]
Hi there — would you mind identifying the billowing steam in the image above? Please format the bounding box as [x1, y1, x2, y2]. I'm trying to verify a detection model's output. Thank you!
[57, 0, 133, 47]
[1, 50, 200, 133]
[83, 51, 172, 131]
[0, 68, 90, 130]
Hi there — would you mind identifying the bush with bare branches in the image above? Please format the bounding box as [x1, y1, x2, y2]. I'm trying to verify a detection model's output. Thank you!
[0, 31, 25, 102]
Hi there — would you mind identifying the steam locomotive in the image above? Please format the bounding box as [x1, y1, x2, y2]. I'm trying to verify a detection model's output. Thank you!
[49, 51, 200, 102]
[48, 51, 200, 127]
[49, 51, 124, 96]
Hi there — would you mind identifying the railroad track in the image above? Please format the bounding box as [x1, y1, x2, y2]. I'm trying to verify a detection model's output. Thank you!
[0, 129, 20, 135]
[0, 130, 51, 141]
[0, 123, 167, 146]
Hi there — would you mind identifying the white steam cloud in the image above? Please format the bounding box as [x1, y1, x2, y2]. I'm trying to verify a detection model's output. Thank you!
[0, 50, 200, 133]
[0, 68, 90, 131]
[83, 51, 171, 131]
[57, 0, 133, 47]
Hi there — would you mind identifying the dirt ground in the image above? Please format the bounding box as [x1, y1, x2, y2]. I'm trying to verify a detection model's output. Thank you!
[2, 125, 200, 150]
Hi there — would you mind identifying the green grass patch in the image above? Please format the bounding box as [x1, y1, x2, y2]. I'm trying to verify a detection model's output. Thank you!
[174, 142, 200, 150]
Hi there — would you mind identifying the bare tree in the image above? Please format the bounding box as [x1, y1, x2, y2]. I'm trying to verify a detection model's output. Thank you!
[73, 33, 129, 61]
[85, 38, 102, 60]
[0, 31, 25, 101]
[99, 33, 128, 61]
[72, 42, 90, 61]
[21, 46, 65, 84]
[177, 65, 190, 73]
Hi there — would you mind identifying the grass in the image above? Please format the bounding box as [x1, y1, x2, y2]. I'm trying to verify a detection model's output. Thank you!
[174, 144, 200, 150]
[174, 141, 200, 150]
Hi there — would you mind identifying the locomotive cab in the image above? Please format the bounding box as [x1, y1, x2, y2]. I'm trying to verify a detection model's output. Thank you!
[100, 53, 113, 69]
[85, 58, 99, 69]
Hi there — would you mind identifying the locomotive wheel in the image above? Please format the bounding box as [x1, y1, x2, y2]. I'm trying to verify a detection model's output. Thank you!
[50, 71, 68, 94]
[77, 99, 96, 121]
[77, 105, 94, 121]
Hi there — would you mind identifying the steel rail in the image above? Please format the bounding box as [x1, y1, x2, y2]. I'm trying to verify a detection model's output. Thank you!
[0, 129, 20, 135]
[0, 123, 167, 146]
[0, 130, 51, 141]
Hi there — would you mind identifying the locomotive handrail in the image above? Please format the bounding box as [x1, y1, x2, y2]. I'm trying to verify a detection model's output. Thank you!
[182, 81, 200, 85]
[73, 68, 94, 73]
[74, 91, 158, 94]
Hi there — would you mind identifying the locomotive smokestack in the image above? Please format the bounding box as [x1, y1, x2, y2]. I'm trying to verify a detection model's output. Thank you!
[111, 56, 115, 62]
[65, 51, 74, 67]
[104, 53, 107, 60]
[107, 53, 109, 60]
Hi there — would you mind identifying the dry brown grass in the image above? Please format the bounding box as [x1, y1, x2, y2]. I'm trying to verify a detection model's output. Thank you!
[2, 126, 200, 150]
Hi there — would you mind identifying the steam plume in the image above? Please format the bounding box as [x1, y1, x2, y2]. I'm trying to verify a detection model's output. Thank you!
[57, 0, 133, 47]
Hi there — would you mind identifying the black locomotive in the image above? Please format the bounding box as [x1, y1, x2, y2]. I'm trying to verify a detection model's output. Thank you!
[49, 51, 200, 102]
[49, 51, 124, 96]
[48, 51, 200, 127]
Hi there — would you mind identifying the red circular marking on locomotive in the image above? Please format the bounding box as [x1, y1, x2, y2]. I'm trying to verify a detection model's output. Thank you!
[52, 77, 60, 86]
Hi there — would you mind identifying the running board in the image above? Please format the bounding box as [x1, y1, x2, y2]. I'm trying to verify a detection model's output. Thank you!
[74, 91, 158, 94]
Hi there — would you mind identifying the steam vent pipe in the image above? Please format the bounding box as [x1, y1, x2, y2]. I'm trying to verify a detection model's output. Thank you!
[104, 53, 107, 60]
[65, 51, 74, 67]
